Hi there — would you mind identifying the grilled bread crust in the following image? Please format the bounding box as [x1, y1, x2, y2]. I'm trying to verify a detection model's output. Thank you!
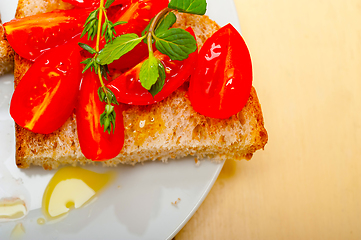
[14, 0, 268, 169]
[0, 19, 14, 75]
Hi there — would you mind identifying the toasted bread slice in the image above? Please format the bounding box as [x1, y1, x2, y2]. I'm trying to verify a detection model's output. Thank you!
[13, 0, 268, 170]
[0, 19, 14, 75]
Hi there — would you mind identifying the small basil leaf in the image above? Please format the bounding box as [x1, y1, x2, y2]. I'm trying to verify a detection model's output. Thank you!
[80, 58, 92, 65]
[155, 28, 197, 61]
[105, 0, 115, 8]
[81, 58, 95, 73]
[87, 27, 94, 40]
[96, 33, 143, 65]
[168, 0, 207, 15]
[78, 42, 97, 55]
[105, 104, 114, 114]
[155, 12, 177, 35]
[149, 62, 166, 97]
[113, 21, 127, 27]
[102, 21, 108, 36]
[84, 10, 98, 26]
[139, 56, 160, 90]
[100, 65, 109, 80]
[100, 104, 116, 134]
[98, 87, 106, 102]
[105, 87, 119, 105]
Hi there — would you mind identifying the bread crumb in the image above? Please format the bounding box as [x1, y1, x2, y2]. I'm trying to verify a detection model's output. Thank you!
[171, 198, 181, 206]
[195, 158, 201, 166]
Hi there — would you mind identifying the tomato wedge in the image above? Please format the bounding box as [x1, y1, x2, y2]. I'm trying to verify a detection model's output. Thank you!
[189, 24, 253, 119]
[10, 41, 82, 134]
[112, 0, 168, 36]
[4, 9, 90, 61]
[107, 27, 198, 105]
[76, 71, 124, 161]
[63, 0, 129, 8]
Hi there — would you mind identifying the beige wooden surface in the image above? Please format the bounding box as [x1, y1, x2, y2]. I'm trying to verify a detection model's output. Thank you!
[176, 0, 361, 239]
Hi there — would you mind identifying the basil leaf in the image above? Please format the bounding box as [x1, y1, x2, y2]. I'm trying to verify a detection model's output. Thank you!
[79, 42, 97, 54]
[155, 12, 177, 35]
[84, 10, 98, 26]
[149, 62, 166, 97]
[81, 58, 95, 73]
[100, 104, 116, 134]
[168, 0, 207, 15]
[142, 12, 177, 45]
[155, 28, 197, 61]
[100, 65, 110, 80]
[101, 21, 108, 36]
[139, 56, 160, 90]
[81, 58, 91, 65]
[105, 0, 115, 8]
[96, 33, 143, 65]
[106, 87, 119, 105]
[113, 21, 127, 27]
[98, 87, 106, 102]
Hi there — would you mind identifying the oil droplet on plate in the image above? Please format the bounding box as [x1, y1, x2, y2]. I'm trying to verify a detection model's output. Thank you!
[42, 167, 115, 220]
[10, 223, 25, 239]
[37, 217, 45, 225]
[0, 198, 27, 221]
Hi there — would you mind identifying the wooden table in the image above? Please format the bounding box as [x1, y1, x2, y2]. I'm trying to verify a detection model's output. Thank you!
[176, 0, 361, 239]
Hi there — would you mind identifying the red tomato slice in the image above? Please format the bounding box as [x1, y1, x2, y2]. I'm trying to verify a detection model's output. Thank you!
[76, 71, 124, 161]
[113, 0, 168, 36]
[107, 27, 198, 105]
[10, 41, 82, 134]
[4, 9, 90, 61]
[189, 24, 253, 119]
[63, 0, 129, 8]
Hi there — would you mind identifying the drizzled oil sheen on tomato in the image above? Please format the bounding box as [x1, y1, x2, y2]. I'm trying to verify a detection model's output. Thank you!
[189, 24, 253, 119]
[76, 71, 124, 161]
[4, 9, 90, 61]
[10, 41, 82, 134]
[107, 27, 198, 105]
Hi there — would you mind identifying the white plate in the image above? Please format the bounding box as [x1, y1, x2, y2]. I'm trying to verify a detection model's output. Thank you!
[0, 1, 240, 239]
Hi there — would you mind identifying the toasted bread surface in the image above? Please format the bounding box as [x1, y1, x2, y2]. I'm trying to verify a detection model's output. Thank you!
[14, 0, 268, 169]
[15, 0, 73, 18]
[0, 20, 14, 75]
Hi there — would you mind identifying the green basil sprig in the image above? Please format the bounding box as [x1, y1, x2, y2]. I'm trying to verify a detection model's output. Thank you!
[78, 0, 124, 134]
[168, 0, 207, 15]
